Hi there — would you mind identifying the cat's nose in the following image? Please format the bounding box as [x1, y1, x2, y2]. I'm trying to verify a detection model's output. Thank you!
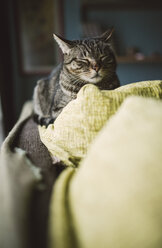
[92, 63, 100, 72]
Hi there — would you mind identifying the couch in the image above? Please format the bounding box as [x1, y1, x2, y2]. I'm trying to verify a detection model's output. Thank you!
[0, 80, 162, 248]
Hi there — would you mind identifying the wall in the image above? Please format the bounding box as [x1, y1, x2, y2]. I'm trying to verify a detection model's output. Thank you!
[84, 9, 162, 84]
[8, 1, 42, 120]
[0, 99, 4, 144]
[64, 0, 81, 39]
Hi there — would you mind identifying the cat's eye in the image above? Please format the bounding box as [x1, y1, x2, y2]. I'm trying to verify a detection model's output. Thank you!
[76, 61, 84, 66]
[75, 59, 89, 67]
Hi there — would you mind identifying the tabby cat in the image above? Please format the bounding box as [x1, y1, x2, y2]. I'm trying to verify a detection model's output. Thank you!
[33, 28, 120, 126]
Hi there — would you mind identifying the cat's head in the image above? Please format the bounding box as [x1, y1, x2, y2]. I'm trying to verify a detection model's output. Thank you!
[53, 28, 117, 84]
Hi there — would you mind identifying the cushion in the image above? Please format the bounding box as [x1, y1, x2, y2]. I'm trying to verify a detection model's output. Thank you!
[49, 96, 162, 248]
[39, 80, 162, 167]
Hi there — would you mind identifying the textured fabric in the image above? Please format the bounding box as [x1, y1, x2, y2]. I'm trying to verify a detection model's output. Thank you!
[0, 101, 66, 248]
[0, 102, 42, 248]
[49, 96, 162, 248]
[39, 80, 162, 167]
[49, 167, 76, 248]
[15, 117, 65, 248]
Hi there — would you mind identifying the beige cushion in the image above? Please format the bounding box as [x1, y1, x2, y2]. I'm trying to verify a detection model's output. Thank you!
[39, 80, 162, 167]
[68, 96, 162, 248]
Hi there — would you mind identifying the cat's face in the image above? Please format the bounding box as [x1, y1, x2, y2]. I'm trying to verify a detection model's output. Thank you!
[54, 29, 116, 84]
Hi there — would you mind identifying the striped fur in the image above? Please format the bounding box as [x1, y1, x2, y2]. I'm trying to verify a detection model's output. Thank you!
[33, 29, 120, 126]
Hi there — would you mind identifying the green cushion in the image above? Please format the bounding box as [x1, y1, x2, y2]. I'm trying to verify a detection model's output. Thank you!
[49, 96, 162, 248]
[39, 80, 162, 167]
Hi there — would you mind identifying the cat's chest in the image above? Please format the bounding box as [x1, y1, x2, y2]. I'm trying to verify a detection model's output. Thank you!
[59, 71, 83, 97]
[53, 88, 72, 109]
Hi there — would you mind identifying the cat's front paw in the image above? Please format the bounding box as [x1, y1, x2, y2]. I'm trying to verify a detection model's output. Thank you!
[33, 114, 55, 127]
[40, 117, 55, 127]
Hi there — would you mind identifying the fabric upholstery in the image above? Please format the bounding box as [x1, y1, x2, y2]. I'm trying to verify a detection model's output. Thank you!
[39, 80, 162, 167]
[49, 96, 162, 248]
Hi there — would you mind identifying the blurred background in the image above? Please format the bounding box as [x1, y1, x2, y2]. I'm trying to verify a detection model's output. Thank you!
[0, 0, 162, 141]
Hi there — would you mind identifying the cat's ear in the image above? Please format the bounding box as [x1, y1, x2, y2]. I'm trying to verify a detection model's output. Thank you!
[100, 27, 114, 42]
[53, 34, 73, 54]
